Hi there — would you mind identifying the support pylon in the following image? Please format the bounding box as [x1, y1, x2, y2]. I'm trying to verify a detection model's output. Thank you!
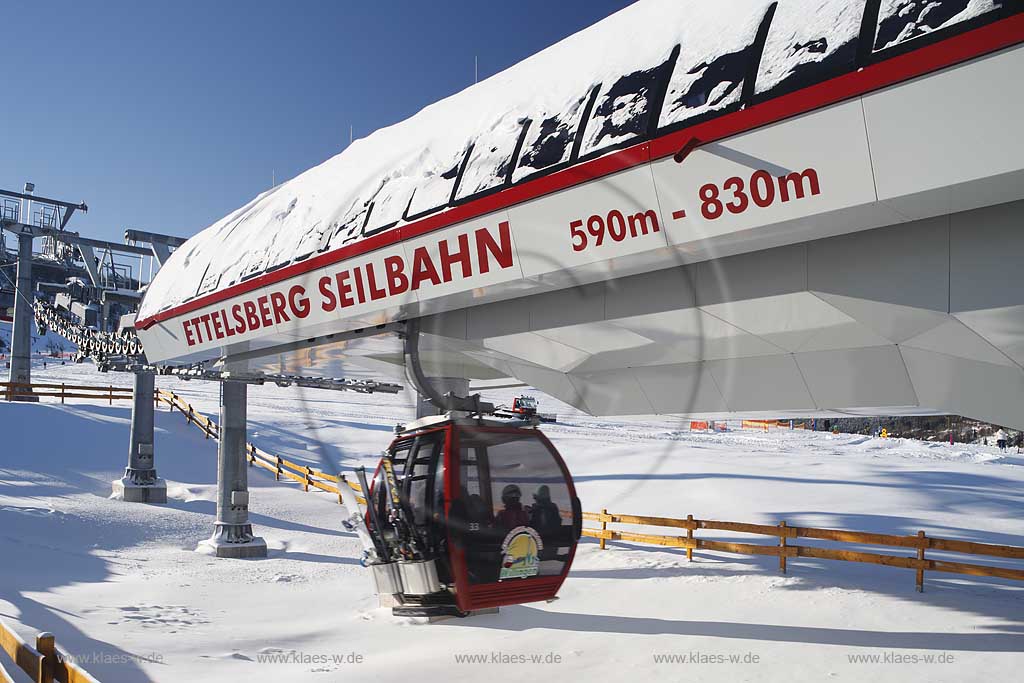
[8, 230, 37, 401]
[198, 380, 267, 558]
[112, 371, 166, 503]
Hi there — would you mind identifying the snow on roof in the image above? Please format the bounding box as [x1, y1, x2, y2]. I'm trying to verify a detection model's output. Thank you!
[139, 0, 1010, 320]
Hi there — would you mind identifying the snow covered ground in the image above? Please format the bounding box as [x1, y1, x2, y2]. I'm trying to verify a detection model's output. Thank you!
[1, 359, 1023, 682]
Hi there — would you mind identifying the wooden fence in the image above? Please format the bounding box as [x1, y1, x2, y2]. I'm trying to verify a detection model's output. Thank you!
[156, 389, 366, 505]
[0, 618, 100, 683]
[584, 509, 1024, 591]
[158, 387, 1024, 592]
[9, 380, 1021, 595]
[1, 382, 131, 404]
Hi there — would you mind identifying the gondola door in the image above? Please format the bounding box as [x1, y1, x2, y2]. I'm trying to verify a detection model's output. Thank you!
[396, 428, 452, 582]
[367, 429, 449, 571]
[447, 426, 581, 611]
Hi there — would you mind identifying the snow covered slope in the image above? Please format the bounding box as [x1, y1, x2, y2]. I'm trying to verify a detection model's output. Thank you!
[0, 320, 76, 357]
[1, 362, 1022, 682]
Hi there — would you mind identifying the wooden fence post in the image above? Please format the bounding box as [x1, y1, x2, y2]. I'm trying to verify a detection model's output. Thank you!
[275, 456, 282, 481]
[108, 385, 113, 405]
[686, 514, 694, 562]
[35, 632, 55, 683]
[337, 476, 345, 505]
[304, 467, 312, 492]
[60, 383, 65, 405]
[779, 521, 788, 574]
[186, 406, 193, 426]
[599, 508, 608, 550]
[916, 530, 927, 592]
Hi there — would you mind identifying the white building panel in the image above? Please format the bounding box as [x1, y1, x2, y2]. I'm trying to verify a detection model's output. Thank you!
[526, 283, 608, 331]
[812, 293, 949, 344]
[901, 347, 1024, 429]
[807, 214, 949, 311]
[568, 368, 655, 416]
[863, 45, 1024, 215]
[696, 243, 806, 306]
[482, 332, 589, 373]
[504, 361, 585, 409]
[701, 292, 855, 352]
[507, 164, 671, 280]
[603, 265, 697, 319]
[632, 362, 728, 414]
[707, 354, 816, 412]
[795, 317, 895, 353]
[903, 318, 1018, 368]
[652, 101, 877, 253]
[534, 322, 651, 357]
[954, 305, 1024, 368]
[795, 345, 917, 410]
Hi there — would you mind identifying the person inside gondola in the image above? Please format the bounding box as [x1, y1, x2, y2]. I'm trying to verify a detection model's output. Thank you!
[529, 485, 562, 559]
[529, 485, 561, 533]
[466, 492, 492, 529]
[449, 486, 492, 535]
[495, 484, 529, 531]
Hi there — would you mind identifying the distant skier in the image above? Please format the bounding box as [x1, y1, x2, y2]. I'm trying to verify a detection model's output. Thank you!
[995, 429, 1008, 452]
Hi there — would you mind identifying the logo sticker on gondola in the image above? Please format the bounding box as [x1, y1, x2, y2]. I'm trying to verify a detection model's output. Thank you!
[499, 526, 543, 580]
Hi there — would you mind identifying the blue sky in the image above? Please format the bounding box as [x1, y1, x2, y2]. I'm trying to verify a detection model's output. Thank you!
[1, 0, 633, 244]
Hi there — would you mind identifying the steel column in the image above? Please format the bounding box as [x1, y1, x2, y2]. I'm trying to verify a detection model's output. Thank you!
[8, 231, 36, 401]
[112, 371, 166, 502]
[199, 380, 266, 558]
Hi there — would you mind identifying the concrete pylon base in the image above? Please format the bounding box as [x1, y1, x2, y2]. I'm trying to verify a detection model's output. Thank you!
[111, 477, 168, 504]
[196, 535, 268, 559]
